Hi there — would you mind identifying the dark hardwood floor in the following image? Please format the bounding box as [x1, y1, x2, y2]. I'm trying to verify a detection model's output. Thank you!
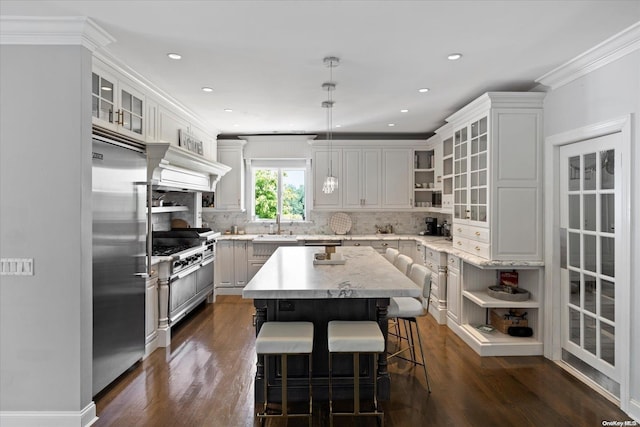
[94, 295, 629, 426]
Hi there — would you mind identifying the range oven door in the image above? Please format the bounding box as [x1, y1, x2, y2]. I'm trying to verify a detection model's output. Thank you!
[169, 264, 198, 323]
[196, 257, 214, 293]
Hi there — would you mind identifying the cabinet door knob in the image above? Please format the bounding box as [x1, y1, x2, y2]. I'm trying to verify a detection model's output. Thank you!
[457, 241, 462, 246]
[354, 243, 360, 246]
[457, 227, 462, 232]
[475, 231, 481, 236]
[382, 243, 388, 247]
[475, 246, 480, 251]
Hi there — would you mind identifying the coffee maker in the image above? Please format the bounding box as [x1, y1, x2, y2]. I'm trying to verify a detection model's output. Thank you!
[425, 217, 438, 235]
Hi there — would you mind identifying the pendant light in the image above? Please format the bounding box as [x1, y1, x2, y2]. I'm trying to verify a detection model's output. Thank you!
[322, 56, 339, 194]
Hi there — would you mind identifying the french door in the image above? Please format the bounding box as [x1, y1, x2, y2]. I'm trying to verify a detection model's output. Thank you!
[559, 132, 622, 393]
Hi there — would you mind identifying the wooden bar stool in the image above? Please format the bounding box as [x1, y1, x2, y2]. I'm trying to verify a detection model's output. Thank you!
[255, 321, 314, 426]
[327, 320, 385, 427]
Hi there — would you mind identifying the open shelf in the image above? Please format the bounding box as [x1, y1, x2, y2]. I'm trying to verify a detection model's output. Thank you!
[150, 206, 189, 213]
[462, 290, 539, 308]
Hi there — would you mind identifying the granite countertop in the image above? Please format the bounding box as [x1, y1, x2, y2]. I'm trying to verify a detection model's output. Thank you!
[242, 246, 421, 299]
[212, 233, 543, 269]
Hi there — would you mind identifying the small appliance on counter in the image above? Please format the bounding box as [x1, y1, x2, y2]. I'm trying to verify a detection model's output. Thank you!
[425, 217, 438, 235]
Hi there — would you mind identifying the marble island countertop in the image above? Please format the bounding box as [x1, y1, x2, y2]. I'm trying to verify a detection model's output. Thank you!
[217, 233, 544, 269]
[242, 246, 421, 299]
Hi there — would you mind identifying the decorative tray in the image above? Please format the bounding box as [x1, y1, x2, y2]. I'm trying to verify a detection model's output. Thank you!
[313, 253, 346, 265]
[487, 285, 530, 301]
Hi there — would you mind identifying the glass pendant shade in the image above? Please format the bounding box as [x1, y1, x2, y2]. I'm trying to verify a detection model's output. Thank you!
[322, 175, 338, 194]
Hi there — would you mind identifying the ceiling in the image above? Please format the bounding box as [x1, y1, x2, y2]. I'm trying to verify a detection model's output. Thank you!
[2, 1, 639, 138]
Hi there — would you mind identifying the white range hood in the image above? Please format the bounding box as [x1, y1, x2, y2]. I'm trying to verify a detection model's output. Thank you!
[147, 142, 231, 192]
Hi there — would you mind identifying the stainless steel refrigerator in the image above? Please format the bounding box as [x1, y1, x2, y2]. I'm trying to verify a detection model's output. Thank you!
[92, 135, 147, 396]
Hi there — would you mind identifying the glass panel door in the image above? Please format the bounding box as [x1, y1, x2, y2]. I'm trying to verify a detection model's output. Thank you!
[559, 134, 620, 395]
[453, 125, 468, 220]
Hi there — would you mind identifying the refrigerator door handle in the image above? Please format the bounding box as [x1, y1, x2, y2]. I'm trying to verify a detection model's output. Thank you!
[134, 273, 149, 278]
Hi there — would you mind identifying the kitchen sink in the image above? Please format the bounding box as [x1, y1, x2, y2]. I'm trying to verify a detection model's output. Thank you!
[252, 234, 298, 242]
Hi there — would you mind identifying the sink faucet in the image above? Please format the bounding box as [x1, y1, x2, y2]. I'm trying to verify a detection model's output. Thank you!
[276, 213, 281, 235]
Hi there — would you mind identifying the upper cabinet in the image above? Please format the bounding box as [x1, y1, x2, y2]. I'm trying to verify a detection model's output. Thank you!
[92, 57, 220, 164]
[313, 148, 342, 209]
[215, 139, 247, 211]
[381, 148, 413, 208]
[448, 92, 545, 261]
[311, 141, 420, 211]
[92, 65, 145, 140]
[343, 148, 381, 209]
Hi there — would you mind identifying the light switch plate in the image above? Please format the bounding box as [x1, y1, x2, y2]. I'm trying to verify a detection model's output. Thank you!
[1, 258, 34, 275]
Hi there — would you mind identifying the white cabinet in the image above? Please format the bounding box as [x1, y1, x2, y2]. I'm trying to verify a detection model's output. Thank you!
[312, 142, 418, 211]
[91, 65, 145, 140]
[454, 264, 544, 356]
[144, 269, 159, 358]
[448, 92, 544, 261]
[214, 240, 248, 296]
[398, 240, 417, 261]
[344, 239, 399, 254]
[446, 255, 461, 325]
[343, 149, 381, 208]
[423, 246, 448, 324]
[381, 149, 413, 208]
[313, 148, 342, 209]
[215, 140, 246, 211]
[439, 124, 454, 212]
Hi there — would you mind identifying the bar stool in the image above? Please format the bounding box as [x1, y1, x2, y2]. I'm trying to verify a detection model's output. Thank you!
[387, 264, 432, 393]
[384, 247, 400, 264]
[327, 320, 385, 427]
[255, 321, 314, 426]
[393, 254, 413, 275]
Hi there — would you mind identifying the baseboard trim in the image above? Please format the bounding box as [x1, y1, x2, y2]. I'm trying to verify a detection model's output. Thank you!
[0, 402, 97, 427]
[627, 398, 640, 423]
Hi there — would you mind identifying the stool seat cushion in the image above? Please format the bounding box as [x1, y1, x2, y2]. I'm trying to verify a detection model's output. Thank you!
[328, 320, 384, 353]
[256, 322, 314, 354]
[387, 296, 425, 318]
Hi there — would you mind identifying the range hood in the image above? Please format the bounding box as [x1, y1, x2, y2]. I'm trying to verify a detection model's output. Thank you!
[147, 142, 231, 192]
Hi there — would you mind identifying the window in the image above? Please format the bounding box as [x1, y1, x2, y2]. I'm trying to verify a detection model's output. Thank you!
[250, 160, 308, 221]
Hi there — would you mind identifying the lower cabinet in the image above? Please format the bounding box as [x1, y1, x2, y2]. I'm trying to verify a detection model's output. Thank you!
[398, 240, 418, 261]
[214, 240, 248, 297]
[446, 255, 461, 325]
[144, 269, 159, 359]
[344, 239, 399, 254]
[423, 246, 448, 325]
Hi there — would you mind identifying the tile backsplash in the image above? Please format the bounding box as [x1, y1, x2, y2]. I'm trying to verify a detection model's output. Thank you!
[201, 210, 451, 236]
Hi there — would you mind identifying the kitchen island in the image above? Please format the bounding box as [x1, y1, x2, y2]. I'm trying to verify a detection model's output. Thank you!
[242, 245, 420, 403]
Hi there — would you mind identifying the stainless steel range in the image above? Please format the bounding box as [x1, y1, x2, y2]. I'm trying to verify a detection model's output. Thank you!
[152, 228, 219, 344]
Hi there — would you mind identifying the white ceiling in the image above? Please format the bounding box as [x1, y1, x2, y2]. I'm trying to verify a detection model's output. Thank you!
[2, 1, 639, 138]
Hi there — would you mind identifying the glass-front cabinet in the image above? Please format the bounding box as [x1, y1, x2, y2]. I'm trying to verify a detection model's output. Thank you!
[448, 92, 544, 261]
[92, 66, 145, 140]
[468, 116, 488, 223]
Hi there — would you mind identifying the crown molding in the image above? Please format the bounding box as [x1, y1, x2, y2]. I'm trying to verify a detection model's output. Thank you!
[0, 16, 114, 51]
[536, 21, 640, 90]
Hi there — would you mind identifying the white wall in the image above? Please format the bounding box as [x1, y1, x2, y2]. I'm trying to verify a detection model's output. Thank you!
[0, 44, 93, 419]
[543, 50, 640, 418]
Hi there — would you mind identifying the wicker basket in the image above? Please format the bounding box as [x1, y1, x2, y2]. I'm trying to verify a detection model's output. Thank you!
[490, 309, 528, 334]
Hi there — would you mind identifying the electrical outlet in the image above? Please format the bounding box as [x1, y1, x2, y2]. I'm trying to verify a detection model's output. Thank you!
[1, 258, 34, 276]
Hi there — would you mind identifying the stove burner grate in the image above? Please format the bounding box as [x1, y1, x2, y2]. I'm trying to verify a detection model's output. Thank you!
[152, 245, 193, 256]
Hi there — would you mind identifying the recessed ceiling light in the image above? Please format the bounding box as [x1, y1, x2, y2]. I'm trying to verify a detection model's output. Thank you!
[388, 123, 395, 127]
[101, 86, 112, 91]
[202, 87, 213, 92]
[233, 124, 239, 127]
[224, 109, 233, 112]
[447, 53, 462, 61]
[167, 53, 182, 60]
[400, 109, 409, 113]
[335, 124, 341, 128]
[418, 88, 430, 93]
